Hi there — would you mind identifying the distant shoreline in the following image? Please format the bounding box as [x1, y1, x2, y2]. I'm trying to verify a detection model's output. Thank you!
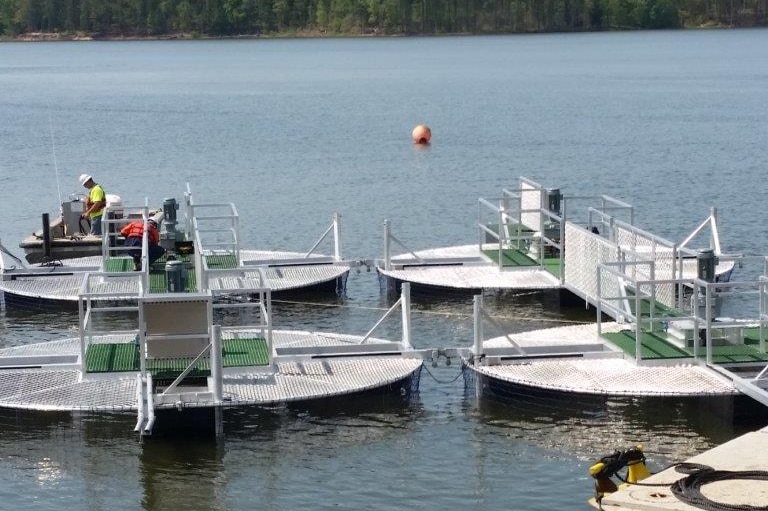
[0, 24, 741, 43]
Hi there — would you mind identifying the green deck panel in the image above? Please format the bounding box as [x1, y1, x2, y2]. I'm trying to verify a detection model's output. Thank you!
[85, 337, 269, 374]
[602, 330, 691, 359]
[623, 290, 685, 319]
[222, 337, 270, 366]
[148, 264, 198, 293]
[85, 342, 140, 372]
[707, 344, 768, 364]
[542, 257, 562, 277]
[205, 253, 238, 269]
[482, 248, 539, 267]
[105, 257, 136, 272]
[603, 330, 768, 364]
[481, 248, 562, 277]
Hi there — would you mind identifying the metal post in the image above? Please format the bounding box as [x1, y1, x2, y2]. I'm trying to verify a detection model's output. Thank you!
[383, 220, 391, 271]
[211, 325, 223, 403]
[596, 271, 602, 336]
[42, 213, 52, 259]
[78, 293, 86, 377]
[635, 291, 642, 363]
[706, 283, 713, 365]
[473, 294, 483, 357]
[333, 212, 342, 260]
[400, 283, 411, 350]
[760, 278, 765, 353]
[138, 301, 147, 374]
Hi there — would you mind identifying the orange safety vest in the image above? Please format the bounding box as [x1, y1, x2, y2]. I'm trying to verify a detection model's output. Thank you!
[120, 222, 159, 244]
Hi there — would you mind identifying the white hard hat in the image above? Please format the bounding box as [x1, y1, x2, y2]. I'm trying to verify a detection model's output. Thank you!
[78, 173, 92, 186]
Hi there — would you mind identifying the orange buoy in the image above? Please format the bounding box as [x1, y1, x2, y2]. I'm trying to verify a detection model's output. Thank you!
[412, 124, 432, 145]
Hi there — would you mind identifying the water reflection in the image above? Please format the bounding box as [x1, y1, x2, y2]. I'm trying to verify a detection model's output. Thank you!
[465, 388, 763, 466]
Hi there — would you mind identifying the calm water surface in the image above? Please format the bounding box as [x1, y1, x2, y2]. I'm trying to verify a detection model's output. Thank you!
[1, 30, 767, 510]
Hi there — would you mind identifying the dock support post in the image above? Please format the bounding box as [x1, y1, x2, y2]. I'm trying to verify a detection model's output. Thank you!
[211, 325, 223, 403]
[635, 291, 642, 363]
[473, 294, 483, 357]
[333, 212, 342, 260]
[42, 213, 51, 260]
[383, 220, 391, 271]
[401, 283, 412, 350]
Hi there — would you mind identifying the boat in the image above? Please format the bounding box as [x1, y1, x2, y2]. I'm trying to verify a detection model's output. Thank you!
[1, 184, 354, 306]
[0, 204, 422, 437]
[19, 193, 131, 263]
[376, 176, 735, 296]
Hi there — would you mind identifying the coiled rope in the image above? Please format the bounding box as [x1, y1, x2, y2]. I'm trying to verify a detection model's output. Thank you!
[670, 463, 768, 511]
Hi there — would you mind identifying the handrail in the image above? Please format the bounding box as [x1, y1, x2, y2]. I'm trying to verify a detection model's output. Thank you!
[303, 213, 342, 260]
[382, 220, 424, 270]
[472, 293, 526, 357]
[360, 283, 411, 348]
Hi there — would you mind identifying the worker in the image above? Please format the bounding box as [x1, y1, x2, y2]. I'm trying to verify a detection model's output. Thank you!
[120, 219, 166, 271]
[78, 173, 106, 236]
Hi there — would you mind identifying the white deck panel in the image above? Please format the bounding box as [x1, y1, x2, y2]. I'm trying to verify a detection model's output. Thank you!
[0, 330, 421, 412]
[379, 244, 561, 290]
[469, 322, 738, 397]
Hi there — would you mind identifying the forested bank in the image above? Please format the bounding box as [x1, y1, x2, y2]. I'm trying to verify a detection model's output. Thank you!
[1, 0, 766, 39]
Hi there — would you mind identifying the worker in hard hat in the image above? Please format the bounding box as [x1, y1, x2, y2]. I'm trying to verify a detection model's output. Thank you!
[78, 173, 106, 236]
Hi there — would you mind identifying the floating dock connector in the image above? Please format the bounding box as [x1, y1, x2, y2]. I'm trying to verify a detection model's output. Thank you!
[412, 124, 431, 145]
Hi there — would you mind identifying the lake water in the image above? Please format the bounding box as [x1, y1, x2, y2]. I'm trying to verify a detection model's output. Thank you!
[1, 29, 767, 510]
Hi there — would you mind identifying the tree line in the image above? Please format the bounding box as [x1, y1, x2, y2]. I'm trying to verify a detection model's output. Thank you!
[1, 0, 766, 38]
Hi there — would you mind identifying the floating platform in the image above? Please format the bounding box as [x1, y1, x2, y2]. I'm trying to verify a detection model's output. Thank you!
[461, 249, 768, 408]
[462, 322, 740, 398]
[377, 244, 561, 292]
[0, 250, 351, 305]
[377, 177, 735, 295]
[1, 188, 353, 306]
[0, 329, 421, 412]
[0, 270, 423, 436]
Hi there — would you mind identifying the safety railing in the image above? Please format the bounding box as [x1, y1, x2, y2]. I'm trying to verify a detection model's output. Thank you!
[99, 203, 153, 289]
[597, 258, 767, 364]
[189, 202, 240, 265]
[77, 270, 146, 376]
[240, 213, 346, 268]
[471, 293, 526, 357]
[360, 282, 413, 350]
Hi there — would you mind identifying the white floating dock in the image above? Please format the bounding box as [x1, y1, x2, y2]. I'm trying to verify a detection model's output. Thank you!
[462, 322, 739, 397]
[376, 177, 734, 295]
[0, 250, 351, 304]
[377, 244, 561, 291]
[0, 330, 421, 412]
[0, 275, 424, 437]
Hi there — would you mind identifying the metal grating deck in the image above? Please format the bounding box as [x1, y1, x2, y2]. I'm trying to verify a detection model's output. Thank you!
[468, 322, 740, 397]
[0, 330, 421, 412]
[378, 244, 561, 290]
[1, 250, 350, 303]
